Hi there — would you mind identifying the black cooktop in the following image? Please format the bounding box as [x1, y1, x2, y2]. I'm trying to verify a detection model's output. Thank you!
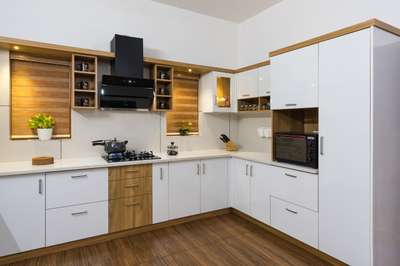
[103, 150, 161, 163]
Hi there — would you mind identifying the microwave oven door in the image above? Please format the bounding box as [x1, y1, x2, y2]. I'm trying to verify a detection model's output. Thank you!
[275, 135, 308, 165]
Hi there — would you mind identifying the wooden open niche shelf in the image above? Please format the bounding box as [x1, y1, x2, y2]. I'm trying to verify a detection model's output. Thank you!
[271, 108, 319, 160]
[238, 96, 270, 113]
[72, 54, 98, 109]
[153, 65, 174, 111]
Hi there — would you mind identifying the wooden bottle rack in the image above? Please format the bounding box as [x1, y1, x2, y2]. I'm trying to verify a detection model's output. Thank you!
[72, 54, 98, 109]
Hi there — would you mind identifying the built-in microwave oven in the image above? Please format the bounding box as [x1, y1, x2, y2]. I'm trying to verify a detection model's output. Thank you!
[274, 133, 318, 169]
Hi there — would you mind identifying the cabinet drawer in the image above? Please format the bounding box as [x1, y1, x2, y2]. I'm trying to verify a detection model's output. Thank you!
[272, 168, 318, 211]
[46, 201, 108, 246]
[46, 168, 108, 209]
[271, 197, 318, 248]
[109, 165, 152, 181]
[109, 176, 151, 199]
[109, 194, 152, 233]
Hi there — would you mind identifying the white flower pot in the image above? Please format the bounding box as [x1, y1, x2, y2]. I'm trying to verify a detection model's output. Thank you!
[37, 128, 53, 141]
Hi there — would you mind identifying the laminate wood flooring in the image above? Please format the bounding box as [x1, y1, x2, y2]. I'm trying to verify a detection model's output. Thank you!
[7, 214, 333, 266]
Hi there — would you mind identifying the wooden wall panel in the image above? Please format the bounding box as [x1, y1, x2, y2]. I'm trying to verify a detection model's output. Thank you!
[167, 74, 199, 134]
[11, 56, 71, 139]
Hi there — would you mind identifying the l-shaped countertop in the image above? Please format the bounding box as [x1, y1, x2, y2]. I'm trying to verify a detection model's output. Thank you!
[0, 150, 318, 177]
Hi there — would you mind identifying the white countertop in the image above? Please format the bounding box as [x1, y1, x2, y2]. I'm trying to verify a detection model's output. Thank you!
[0, 150, 318, 177]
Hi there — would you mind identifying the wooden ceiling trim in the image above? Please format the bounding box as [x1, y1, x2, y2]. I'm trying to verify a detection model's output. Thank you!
[269, 19, 400, 57]
[234, 60, 270, 73]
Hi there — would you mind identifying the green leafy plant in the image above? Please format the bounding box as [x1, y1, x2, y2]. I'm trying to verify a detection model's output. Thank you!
[179, 121, 192, 136]
[28, 114, 55, 129]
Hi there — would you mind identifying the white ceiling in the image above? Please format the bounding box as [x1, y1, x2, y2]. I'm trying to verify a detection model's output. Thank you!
[152, 0, 282, 23]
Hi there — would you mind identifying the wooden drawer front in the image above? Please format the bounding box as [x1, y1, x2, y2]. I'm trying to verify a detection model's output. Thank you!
[271, 197, 318, 248]
[46, 168, 108, 209]
[109, 195, 152, 233]
[46, 201, 108, 246]
[109, 176, 151, 200]
[272, 168, 318, 211]
[109, 165, 152, 181]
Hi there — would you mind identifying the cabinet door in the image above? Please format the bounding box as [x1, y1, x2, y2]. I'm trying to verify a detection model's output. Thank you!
[229, 158, 251, 215]
[199, 72, 234, 113]
[319, 29, 371, 266]
[0, 174, 45, 256]
[237, 69, 258, 99]
[258, 66, 271, 97]
[169, 161, 201, 219]
[152, 163, 169, 223]
[201, 158, 228, 213]
[271, 44, 318, 110]
[250, 162, 273, 224]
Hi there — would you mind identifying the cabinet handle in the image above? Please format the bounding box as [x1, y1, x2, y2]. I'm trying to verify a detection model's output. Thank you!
[285, 208, 298, 215]
[71, 174, 88, 179]
[125, 184, 139, 188]
[202, 163, 206, 175]
[160, 167, 163, 180]
[38, 179, 43, 195]
[245, 164, 249, 176]
[320, 136, 324, 155]
[242, 94, 250, 97]
[71, 211, 88, 216]
[126, 203, 141, 207]
[285, 173, 297, 178]
[126, 170, 139, 173]
[197, 164, 200, 176]
[285, 103, 297, 107]
[266, 91, 271, 94]
[250, 165, 253, 177]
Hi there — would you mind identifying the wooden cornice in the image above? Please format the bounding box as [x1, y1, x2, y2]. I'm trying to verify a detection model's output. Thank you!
[269, 18, 400, 57]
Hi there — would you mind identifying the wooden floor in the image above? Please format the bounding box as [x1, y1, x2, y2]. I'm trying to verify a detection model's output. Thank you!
[7, 214, 331, 266]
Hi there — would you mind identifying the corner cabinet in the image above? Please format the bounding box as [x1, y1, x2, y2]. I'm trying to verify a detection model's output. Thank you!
[270, 44, 318, 110]
[0, 174, 45, 256]
[199, 72, 236, 113]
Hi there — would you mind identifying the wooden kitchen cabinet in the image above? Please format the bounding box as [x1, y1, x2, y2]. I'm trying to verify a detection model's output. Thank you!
[200, 158, 228, 213]
[152, 163, 169, 223]
[271, 44, 318, 110]
[169, 161, 201, 219]
[0, 174, 45, 256]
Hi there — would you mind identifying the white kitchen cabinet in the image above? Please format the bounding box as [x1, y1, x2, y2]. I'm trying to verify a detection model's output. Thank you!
[229, 158, 251, 215]
[271, 44, 318, 110]
[237, 69, 259, 99]
[152, 163, 169, 223]
[258, 66, 271, 97]
[201, 158, 228, 213]
[250, 162, 273, 224]
[46, 168, 108, 209]
[199, 71, 235, 113]
[0, 174, 45, 256]
[169, 161, 201, 219]
[318, 29, 371, 266]
[46, 201, 108, 246]
[270, 197, 318, 248]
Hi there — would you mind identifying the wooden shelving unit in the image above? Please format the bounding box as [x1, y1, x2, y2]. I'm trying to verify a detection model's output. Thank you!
[72, 54, 98, 109]
[238, 96, 270, 113]
[153, 65, 174, 111]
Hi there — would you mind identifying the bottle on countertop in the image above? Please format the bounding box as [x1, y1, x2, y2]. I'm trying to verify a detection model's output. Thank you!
[167, 142, 178, 156]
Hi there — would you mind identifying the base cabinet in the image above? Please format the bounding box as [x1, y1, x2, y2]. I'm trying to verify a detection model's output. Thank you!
[0, 174, 45, 256]
[152, 163, 169, 224]
[250, 162, 273, 224]
[230, 158, 251, 215]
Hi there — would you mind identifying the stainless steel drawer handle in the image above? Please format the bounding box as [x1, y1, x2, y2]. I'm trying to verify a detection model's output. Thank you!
[320, 136, 324, 155]
[242, 94, 250, 97]
[250, 165, 253, 177]
[126, 203, 141, 207]
[245, 164, 249, 176]
[285, 208, 298, 215]
[38, 179, 43, 195]
[71, 174, 88, 179]
[197, 164, 200, 176]
[202, 163, 206, 175]
[125, 184, 140, 188]
[285, 173, 297, 178]
[285, 103, 297, 107]
[160, 168, 163, 180]
[71, 211, 88, 216]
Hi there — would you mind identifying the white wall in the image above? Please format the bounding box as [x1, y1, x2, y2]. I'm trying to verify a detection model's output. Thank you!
[237, 0, 374, 67]
[0, 0, 237, 69]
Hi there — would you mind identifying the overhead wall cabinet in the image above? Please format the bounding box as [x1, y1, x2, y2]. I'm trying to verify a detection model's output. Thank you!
[270, 44, 318, 110]
[199, 72, 235, 113]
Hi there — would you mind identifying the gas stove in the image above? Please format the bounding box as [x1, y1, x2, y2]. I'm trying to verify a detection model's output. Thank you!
[102, 150, 161, 163]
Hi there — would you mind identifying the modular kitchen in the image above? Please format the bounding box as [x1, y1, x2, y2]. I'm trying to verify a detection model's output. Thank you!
[0, 1, 400, 266]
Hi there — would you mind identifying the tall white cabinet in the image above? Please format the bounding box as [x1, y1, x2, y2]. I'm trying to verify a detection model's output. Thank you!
[318, 28, 400, 266]
[0, 174, 45, 256]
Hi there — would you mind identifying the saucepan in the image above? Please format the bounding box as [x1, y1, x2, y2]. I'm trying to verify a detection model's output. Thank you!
[92, 138, 128, 154]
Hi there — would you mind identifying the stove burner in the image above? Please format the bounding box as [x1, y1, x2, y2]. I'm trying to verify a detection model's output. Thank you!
[103, 150, 161, 163]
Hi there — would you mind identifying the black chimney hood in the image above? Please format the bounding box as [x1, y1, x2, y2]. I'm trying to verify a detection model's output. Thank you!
[100, 34, 154, 110]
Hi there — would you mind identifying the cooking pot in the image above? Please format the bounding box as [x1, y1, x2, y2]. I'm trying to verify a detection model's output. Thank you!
[92, 138, 128, 154]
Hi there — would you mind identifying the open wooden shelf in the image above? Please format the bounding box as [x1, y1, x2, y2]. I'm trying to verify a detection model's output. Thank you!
[72, 54, 98, 109]
[238, 96, 270, 113]
[153, 65, 174, 111]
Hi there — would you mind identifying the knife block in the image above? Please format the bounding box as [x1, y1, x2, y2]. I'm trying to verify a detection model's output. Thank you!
[225, 141, 238, 152]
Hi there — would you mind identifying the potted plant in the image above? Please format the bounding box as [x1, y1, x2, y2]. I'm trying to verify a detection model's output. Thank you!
[179, 121, 192, 136]
[28, 114, 56, 141]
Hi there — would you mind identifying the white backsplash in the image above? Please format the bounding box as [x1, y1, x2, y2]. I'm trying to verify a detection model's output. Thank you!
[237, 114, 272, 153]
